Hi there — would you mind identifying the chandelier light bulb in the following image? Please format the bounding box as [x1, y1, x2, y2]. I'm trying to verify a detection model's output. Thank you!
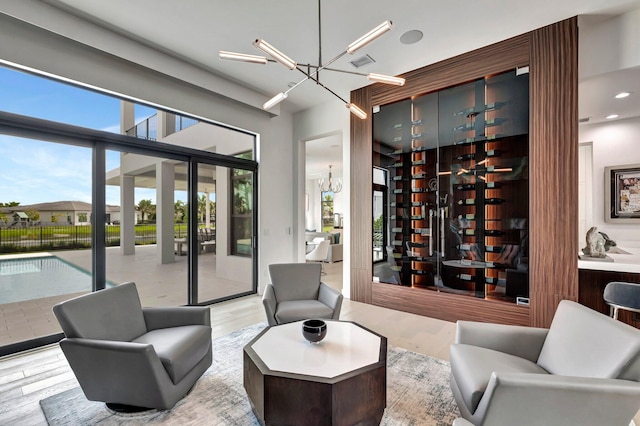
[346, 103, 368, 119]
[219, 51, 268, 64]
[263, 92, 288, 110]
[253, 39, 297, 70]
[367, 73, 406, 86]
[347, 20, 393, 54]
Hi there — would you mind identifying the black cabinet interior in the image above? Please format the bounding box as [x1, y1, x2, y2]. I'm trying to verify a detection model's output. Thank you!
[372, 70, 530, 305]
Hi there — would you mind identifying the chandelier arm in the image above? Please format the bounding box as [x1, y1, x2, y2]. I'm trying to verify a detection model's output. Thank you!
[293, 67, 349, 104]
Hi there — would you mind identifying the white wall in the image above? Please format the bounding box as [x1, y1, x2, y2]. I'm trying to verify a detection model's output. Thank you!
[579, 116, 640, 245]
[293, 99, 351, 296]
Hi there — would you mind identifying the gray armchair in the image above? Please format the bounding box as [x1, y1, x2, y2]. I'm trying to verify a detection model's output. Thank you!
[450, 300, 640, 426]
[262, 263, 343, 326]
[53, 282, 212, 411]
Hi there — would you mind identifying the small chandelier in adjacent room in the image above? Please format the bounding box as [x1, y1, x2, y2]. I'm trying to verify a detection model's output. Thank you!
[319, 165, 342, 193]
[219, 0, 404, 119]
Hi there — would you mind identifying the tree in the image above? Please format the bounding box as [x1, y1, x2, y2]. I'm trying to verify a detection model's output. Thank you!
[24, 208, 40, 222]
[0, 201, 20, 207]
[174, 200, 186, 222]
[137, 199, 155, 223]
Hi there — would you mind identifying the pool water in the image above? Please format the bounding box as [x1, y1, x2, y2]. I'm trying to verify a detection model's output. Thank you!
[0, 256, 109, 304]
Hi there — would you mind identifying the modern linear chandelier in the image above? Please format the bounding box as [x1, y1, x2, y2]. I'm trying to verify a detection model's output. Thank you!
[219, 0, 405, 119]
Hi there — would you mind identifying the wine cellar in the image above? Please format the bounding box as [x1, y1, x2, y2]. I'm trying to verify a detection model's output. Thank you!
[350, 18, 578, 327]
[373, 70, 530, 304]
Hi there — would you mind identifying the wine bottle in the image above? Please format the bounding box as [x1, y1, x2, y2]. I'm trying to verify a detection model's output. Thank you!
[454, 122, 475, 131]
[393, 189, 403, 194]
[457, 198, 475, 205]
[485, 118, 506, 126]
[457, 229, 475, 236]
[484, 229, 505, 236]
[393, 123, 403, 129]
[457, 273, 473, 281]
[411, 119, 422, 126]
[411, 133, 423, 139]
[412, 146, 427, 153]
[485, 277, 506, 285]
[486, 261, 506, 269]
[456, 183, 476, 191]
[486, 149, 502, 157]
[485, 245, 503, 253]
[391, 240, 403, 246]
[412, 172, 427, 179]
[389, 148, 403, 155]
[412, 159, 426, 166]
[457, 153, 475, 161]
[392, 136, 402, 142]
[485, 182, 502, 189]
[458, 214, 476, 220]
[411, 214, 425, 220]
[485, 198, 506, 204]
[457, 244, 473, 251]
[391, 227, 403, 233]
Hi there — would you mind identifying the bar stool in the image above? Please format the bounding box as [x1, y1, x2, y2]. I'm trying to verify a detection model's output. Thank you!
[603, 281, 640, 320]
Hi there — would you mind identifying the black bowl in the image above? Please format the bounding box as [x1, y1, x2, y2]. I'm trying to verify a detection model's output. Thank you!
[302, 319, 327, 343]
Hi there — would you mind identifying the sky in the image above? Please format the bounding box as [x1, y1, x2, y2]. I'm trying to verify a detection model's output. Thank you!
[0, 66, 157, 206]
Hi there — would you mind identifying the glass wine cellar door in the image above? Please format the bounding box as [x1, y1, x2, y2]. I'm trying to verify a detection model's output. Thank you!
[372, 69, 530, 304]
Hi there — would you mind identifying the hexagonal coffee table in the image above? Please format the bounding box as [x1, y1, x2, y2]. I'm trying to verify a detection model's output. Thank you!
[243, 320, 387, 426]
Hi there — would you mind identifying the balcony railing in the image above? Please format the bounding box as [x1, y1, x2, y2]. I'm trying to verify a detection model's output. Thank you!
[126, 114, 158, 141]
[125, 113, 199, 141]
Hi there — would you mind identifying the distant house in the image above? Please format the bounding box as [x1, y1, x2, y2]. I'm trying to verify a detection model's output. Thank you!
[12, 212, 29, 226]
[3, 201, 122, 226]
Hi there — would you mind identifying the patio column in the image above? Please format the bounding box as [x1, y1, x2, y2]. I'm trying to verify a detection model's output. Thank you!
[157, 161, 175, 264]
[120, 174, 135, 255]
[158, 110, 176, 138]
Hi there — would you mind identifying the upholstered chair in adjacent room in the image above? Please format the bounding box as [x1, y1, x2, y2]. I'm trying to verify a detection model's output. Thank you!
[53, 282, 212, 411]
[604, 281, 640, 320]
[450, 300, 640, 426]
[305, 238, 331, 273]
[262, 263, 343, 326]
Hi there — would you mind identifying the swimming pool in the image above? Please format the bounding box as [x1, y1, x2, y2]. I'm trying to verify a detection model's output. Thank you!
[0, 255, 111, 304]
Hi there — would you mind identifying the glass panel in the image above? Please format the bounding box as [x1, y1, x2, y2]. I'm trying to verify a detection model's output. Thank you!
[0, 136, 93, 346]
[0, 65, 120, 132]
[197, 163, 253, 303]
[372, 70, 529, 306]
[105, 150, 188, 306]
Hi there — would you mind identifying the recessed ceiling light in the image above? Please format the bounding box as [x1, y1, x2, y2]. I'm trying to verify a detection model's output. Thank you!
[614, 92, 630, 99]
[400, 30, 423, 45]
[606, 114, 619, 119]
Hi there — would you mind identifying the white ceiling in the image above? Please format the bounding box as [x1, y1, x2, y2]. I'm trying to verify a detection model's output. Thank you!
[38, 0, 640, 175]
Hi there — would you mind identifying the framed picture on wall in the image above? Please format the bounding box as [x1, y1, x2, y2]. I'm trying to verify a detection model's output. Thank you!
[605, 163, 640, 223]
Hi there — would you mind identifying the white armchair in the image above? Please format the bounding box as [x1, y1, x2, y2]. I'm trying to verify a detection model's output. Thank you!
[305, 238, 330, 273]
[450, 300, 640, 426]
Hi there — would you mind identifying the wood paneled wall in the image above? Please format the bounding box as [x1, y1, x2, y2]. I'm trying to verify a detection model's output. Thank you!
[350, 18, 578, 327]
[529, 18, 579, 327]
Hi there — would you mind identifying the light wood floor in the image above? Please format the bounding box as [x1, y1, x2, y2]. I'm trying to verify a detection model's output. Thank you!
[1, 264, 638, 425]
[0, 293, 457, 426]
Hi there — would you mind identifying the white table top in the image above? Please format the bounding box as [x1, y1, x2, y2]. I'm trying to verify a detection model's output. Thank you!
[250, 321, 382, 379]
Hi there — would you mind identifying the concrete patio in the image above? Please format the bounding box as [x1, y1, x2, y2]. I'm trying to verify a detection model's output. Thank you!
[0, 244, 254, 346]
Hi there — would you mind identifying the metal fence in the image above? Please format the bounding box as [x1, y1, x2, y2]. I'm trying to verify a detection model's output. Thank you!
[0, 224, 188, 254]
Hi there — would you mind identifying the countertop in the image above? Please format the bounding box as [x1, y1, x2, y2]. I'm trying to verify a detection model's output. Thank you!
[578, 244, 640, 274]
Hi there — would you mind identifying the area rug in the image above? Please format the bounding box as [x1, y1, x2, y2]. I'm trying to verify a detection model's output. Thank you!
[40, 323, 459, 425]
